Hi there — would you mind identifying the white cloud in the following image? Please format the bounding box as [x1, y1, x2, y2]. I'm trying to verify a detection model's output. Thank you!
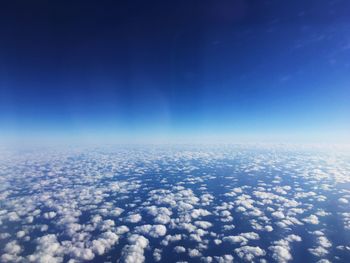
[223, 232, 259, 246]
[28, 234, 64, 263]
[116, 225, 130, 235]
[4, 240, 22, 255]
[91, 231, 120, 256]
[1, 253, 23, 263]
[317, 236, 332, 248]
[213, 254, 234, 263]
[110, 207, 124, 217]
[272, 211, 285, 219]
[222, 225, 235, 231]
[120, 234, 149, 263]
[160, 234, 182, 246]
[234, 245, 266, 261]
[201, 256, 213, 263]
[269, 245, 292, 263]
[0, 233, 11, 239]
[154, 214, 171, 224]
[264, 225, 273, 232]
[308, 246, 328, 257]
[188, 248, 201, 258]
[44, 211, 57, 219]
[191, 209, 211, 219]
[125, 214, 142, 223]
[68, 247, 95, 261]
[7, 212, 20, 222]
[214, 239, 222, 245]
[302, 215, 319, 225]
[338, 198, 348, 204]
[194, 221, 212, 229]
[269, 234, 302, 263]
[153, 248, 162, 262]
[240, 232, 260, 240]
[286, 234, 302, 242]
[135, 224, 167, 238]
[1, 145, 350, 263]
[16, 231, 26, 238]
[174, 246, 186, 253]
[223, 235, 248, 245]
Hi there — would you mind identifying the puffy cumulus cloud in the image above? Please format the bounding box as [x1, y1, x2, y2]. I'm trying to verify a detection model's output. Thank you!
[176, 222, 197, 233]
[236, 206, 247, 212]
[16, 230, 26, 238]
[1, 240, 23, 262]
[287, 208, 305, 216]
[308, 246, 329, 257]
[0, 233, 11, 240]
[27, 234, 64, 263]
[302, 215, 320, 225]
[68, 247, 95, 261]
[144, 206, 172, 217]
[336, 245, 350, 252]
[65, 222, 82, 236]
[110, 207, 124, 217]
[194, 221, 212, 229]
[188, 248, 201, 258]
[191, 209, 211, 219]
[317, 236, 332, 248]
[100, 219, 115, 231]
[135, 224, 167, 238]
[1, 254, 23, 263]
[154, 213, 171, 224]
[268, 234, 302, 263]
[213, 254, 234, 263]
[44, 211, 57, 219]
[223, 232, 260, 246]
[234, 245, 266, 261]
[308, 233, 332, 258]
[153, 248, 162, 262]
[275, 217, 303, 229]
[200, 193, 214, 205]
[189, 228, 209, 243]
[125, 214, 142, 223]
[295, 191, 317, 199]
[269, 245, 292, 263]
[116, 225, 130, 235]
[315, 210, 329, 217]
[285, 234, 302, 242]
[214, 239, 222, 245]
[219, 210, 231, 217]
[160, 234, 182, 246]
[222, 225, 235, 231]
[120, 234, 149, 263]
[234, 194, 255, 210]
[342, 212, 350, 230]
[91, 239, 107, 256]
[7, 212, 20, 222]
[223, 235, 248, 245]
[272, 211, 285, 219]
[240, 232, 260, 240]
[91, 231, 120, 256]
[1, 145, 350, 262]
[201, 256, 213, 263]
[264, 225, 274, 232]
[174, 246, 186, 253]
[338, 197, 349, 204]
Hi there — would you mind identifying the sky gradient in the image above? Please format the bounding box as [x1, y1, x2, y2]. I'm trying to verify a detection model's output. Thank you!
[1, 0, 350, 144]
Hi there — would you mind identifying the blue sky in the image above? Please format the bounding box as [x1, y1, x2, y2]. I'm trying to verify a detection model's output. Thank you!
[0, 0, 349, 143]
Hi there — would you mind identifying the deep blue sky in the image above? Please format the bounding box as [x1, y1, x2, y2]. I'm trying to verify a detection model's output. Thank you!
[1, 0, 350, 143]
